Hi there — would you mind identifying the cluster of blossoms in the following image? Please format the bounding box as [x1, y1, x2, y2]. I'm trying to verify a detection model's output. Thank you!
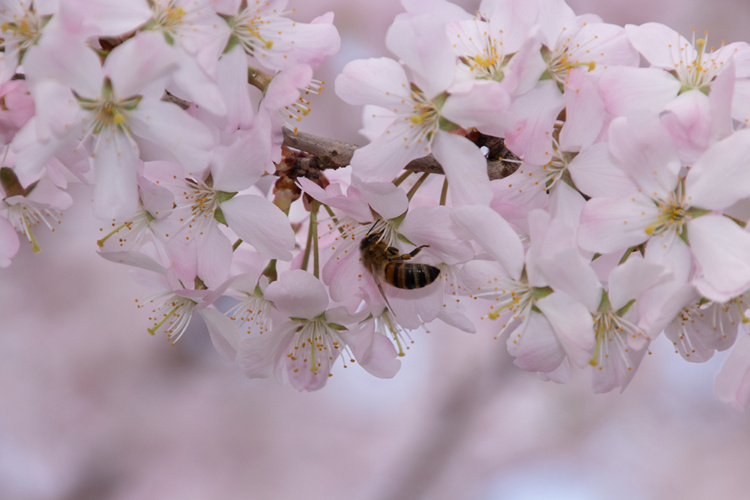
[5, 0, 750, 408]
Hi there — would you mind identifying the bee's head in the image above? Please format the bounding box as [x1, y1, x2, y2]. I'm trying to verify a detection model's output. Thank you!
[361, 231, 382, 249]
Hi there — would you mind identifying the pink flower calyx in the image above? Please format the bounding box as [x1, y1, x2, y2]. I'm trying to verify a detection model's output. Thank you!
[673, 32, 726, 94]
[284, 313, 350, 375]
[589, 290, 644, 368]
[642, 181, 708, 239]
[1, 7, 48, 57]
[541, 28, 597, 85]
[142, 292, 198, 342]
[1, 167, 60, 253]
[178, 175, 237, 229]
[76, 78, 143, 136]
[144, 2, 187, 44]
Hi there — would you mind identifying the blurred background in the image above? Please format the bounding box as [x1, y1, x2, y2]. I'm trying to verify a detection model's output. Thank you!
[2, 1, 750, 499]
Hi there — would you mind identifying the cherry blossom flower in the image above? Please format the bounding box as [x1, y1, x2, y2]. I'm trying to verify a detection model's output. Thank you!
[578, 113, 750, 302]
[1, 164, 72, 254]
[13, 30, 214, 219]
[239, 270, 399, 391]
[665, 296, 744, 362]
[217, 0, 340, 72]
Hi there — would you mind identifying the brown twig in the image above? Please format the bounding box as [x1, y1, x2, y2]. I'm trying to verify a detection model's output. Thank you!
[281, 127, 520, 180]
[160, 88, 520, 180]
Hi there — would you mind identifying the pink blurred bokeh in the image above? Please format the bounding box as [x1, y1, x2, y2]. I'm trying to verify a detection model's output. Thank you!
[2, 1, 750, 499]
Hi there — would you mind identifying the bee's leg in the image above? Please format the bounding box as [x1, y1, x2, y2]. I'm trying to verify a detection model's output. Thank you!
[399, 244, 430, 261]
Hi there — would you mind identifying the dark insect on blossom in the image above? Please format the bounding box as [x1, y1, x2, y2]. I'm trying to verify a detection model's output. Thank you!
[360, 231, 440, 290]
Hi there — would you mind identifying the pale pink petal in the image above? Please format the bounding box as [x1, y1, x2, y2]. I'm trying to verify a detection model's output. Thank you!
[578, 194, 657, 254]
[221, 195, 295, 261]
[283, 13, 340, 70]
[441, 80, 510, 136]
[559, 70, 605, 151]
[568, 143, 637, 198]
[238, 325, 292, 380]
[0, 216, 20, 267]
[129, 101, 213, 174]
[685, 129, 750, 210]
[197, 223, 232, 289]
[451, 205, 524, 279]
[709, 57, 735, 142]
[105, 31, 178, 98]
[211, 129, 267, 192]
[199, 307, 240, 361]
[385, 12, 455, 96]
[625, 23, 692, 69]
[58, 0, 151, 37]
[715, 334, 750, 410]
[731, 80, 750, 123]
[350, 122, 431, 182]
[23, 31, 103, 98]
[507, 313, 566, 373]
[92, 132, 139, 220]
[608, 114, 681, 198]
[347, 322, 401, 379]
[689, 215, 750, 303]
[298, 178, 372, 223]
[431, 131, 491, 206]
[214, 46, 254, 131]
[335, 58, 410, 108]
[354, 179, 408, 221]
[387, 283, 442, 329]
[591, 341, 647, 394]
[599, 66, 681, 118]
[607, 253, 672, 311]
[536, 292, 595, 369]
[661, 90, 711, 163]
[262, 64, 314, 111]
[504, 81, 565, 165]
[527, 208, 592, 294]
[264, 269, 329, 319]
[168, 48, 227, 116]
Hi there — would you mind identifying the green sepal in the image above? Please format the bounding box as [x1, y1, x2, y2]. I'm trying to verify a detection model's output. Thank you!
[438, 116, 461, 132]
[531, 286, 554, 301]
[615, 298, 636, 317]
[214, 206, 228, 225]
[687, 207, 711, 219]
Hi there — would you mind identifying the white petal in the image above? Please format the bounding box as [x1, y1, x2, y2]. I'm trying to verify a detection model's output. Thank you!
[578, 194, 656, 254]
[686, 129, 750, 210]
[451, 205, 524, 279]
[0, 217, 20, 267]
[264, 269, 328, 319]
[715, 334, 750, 410]
[198, 307, 240, 361]
[385, 12, 455, 96]
[568, 142, 638, 198]
[129, 101, 213, 174]
[105, 31, 178, 98]
[335, 57, 410, 108]
[431, 131, 491, 206]
[92, 132, 140, 220]
[221, 195, 295, 261]
[536, 292, 596, 368]
[608, 114, 680, 199]
[689, 215, 750, 302]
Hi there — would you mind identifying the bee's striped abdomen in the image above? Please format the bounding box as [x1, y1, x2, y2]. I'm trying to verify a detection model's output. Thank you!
[384, 262, 440, 289]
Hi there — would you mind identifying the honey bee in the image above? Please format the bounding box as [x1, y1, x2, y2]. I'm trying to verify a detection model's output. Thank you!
[360, 231, 440, 290]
